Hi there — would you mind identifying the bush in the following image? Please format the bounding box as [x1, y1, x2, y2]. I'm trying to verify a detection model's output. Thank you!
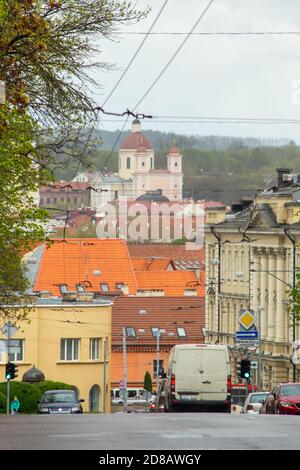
[144, 371, 152, 392]
[0, 380, 75, 414]
[34, 380, 74, 397]
[0, 382, 41, 414]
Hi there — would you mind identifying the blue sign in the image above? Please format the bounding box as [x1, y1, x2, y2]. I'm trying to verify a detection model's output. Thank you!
[236, 330, 258, 339]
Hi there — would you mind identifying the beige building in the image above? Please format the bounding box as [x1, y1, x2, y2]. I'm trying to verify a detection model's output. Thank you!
[205, 168, 300, 390]
[0, 294, 112, 413]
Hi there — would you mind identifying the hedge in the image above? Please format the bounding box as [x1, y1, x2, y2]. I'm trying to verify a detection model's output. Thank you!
[0, 380, 75, 414]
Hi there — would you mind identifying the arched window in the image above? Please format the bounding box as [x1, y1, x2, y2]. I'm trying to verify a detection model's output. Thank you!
[150, 157, 153, 169]
[126, 157, 131, 169]
[89, 385, 101, 412]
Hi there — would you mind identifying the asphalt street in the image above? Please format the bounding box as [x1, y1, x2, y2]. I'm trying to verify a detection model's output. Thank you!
[0, 413, 299, 450]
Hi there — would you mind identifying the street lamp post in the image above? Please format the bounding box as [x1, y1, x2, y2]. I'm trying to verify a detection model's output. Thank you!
[156, 329, 161, 394]
[257, 305, 265, 391]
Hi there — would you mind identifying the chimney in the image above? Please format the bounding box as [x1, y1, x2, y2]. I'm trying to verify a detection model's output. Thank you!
[276, 168, 292, 188]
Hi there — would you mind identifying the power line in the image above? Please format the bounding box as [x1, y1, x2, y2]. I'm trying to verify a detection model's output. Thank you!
[102, 0, 169, 107]
[133, 0, 215, 111]
[117, 31, 300, 36]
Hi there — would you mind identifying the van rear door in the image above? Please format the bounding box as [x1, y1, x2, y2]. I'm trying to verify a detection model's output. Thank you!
[200, 348, 228, 401]
[175, 348, 202, 394]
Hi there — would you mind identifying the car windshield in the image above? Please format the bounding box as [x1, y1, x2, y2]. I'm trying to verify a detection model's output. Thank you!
[250, 394, 268, 403]
[280, 385, 300, 396]
[42, 392, 76, 403]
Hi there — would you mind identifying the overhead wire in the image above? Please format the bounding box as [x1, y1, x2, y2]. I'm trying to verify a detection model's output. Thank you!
[133, 0, 215, 111]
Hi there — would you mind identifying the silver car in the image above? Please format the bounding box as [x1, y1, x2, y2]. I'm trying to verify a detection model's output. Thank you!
[242, 392, 270, 414]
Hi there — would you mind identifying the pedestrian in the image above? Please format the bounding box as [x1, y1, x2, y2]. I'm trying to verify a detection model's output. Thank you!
[10, 396, 20, 415]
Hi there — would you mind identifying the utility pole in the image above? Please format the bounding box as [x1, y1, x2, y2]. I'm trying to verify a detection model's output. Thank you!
[6, 324, 11, 416]
[211, 228, 221, 343]
[122, 327, 128, 413]
[156, 329, 160, 394]
[103, 337, 107, 414]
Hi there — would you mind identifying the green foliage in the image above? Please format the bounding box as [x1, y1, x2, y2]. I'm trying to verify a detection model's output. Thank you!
[34, 380, 74, 396]
[288, 269, 300, 323]
[0, 381, 41, 414]
[0, 380, 75, 413]
[144, 371, 152, 393]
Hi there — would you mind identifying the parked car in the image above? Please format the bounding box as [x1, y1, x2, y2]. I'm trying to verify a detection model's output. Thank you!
[164, 344, 231, 412]
[241, 392, 270, 414]
[110, 387, 155, 406]
[37, 390, 84, 414]
[263, 383, 300, 415]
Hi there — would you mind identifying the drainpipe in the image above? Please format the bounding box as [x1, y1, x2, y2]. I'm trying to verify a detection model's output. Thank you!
[211, 227, 221, 343]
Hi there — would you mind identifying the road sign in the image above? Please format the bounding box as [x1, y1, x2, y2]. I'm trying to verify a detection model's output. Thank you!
[250, 361, 258, 369]
[1, 322, 18, 338]
[236, 339, 259, 346]
[236, 331, 258, 339]
[239, 309, 255, 330]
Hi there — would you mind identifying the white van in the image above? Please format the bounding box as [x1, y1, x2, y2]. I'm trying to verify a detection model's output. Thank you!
[110, 388, 154, 405]
[164, 344, 231, 412]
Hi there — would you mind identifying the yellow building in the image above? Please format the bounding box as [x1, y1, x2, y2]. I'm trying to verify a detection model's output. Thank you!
[0, 293, 112, 413]
[205, 168, 300, 390]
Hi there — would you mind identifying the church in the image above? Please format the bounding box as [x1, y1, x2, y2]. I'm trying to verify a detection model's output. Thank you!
[118, 119, 183, 201]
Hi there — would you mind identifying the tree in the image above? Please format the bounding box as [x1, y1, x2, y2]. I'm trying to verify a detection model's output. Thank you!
[144, 371, 152, 393]
[288, 269, 300, 324]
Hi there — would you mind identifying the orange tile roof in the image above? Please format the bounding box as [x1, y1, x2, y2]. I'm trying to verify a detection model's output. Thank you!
[34, 238, 138, 295]
[136, 271, 204, 296]
[131, 257, 171, 272]
[33, 238, 205, 298]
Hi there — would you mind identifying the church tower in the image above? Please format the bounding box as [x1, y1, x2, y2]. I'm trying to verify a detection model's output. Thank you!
[118, 119, 153, 181]
[167, 145, 183, 200]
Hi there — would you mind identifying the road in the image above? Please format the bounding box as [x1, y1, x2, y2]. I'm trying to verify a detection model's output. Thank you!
[0, 413, 299, 450]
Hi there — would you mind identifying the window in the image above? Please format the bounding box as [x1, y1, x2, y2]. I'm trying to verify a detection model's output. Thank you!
[184, 288, 197, 296]
[175, 162, 178, 167]
[53, 197, 57, 203]
[153, 359, 164, 378]
[74, 197, 77, 203]
[59, 284, 68, 294]
[177, 327, 187, 338]
[126, 327, 136, 338]
[142, 161, 145, 166]
[115, 282, 124, 290]
[40, 198, 44, 204]
[89, 338, 100, 360]
[151, 327, 160, 337]
[100, 283, 109, 292]
[8, 339, 24, 362]
[47, 197, 50, 204]
[60, 338, 80, 361]
[126, 157, 131, 169]
[114, 191, 118, 200]
[76, 284, 85, 292]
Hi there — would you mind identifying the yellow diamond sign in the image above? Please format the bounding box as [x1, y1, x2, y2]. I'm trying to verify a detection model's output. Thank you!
[239, 309, 255, 330]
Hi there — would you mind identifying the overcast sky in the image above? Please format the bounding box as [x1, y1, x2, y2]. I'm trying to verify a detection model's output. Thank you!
[91, 0, 300, 141]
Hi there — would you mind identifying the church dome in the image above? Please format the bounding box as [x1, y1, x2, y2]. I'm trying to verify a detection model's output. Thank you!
[120, 132, 152, 151]
[136, 189, 170, 202]
[168, 146, 180, 155]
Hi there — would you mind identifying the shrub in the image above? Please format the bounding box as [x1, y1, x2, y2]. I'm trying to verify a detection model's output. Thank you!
[0, 380, 75, 413]
[0, 382, 40, 414]
[144, 371, 152, 392]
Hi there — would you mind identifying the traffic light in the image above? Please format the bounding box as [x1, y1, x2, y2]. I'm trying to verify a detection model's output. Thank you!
[5, 362, 18, 381]
[237, 359, 242, 377]
[240, 359, 251, 380]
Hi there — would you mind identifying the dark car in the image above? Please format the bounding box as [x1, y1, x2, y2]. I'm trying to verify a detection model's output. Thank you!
[37, 390, 84, 414]
[263, 383, 300, 415]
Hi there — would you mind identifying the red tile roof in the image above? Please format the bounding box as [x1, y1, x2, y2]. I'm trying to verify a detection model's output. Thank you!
[128, 244, 205, 262]
[120, 132, 152, 150]
[112, 296, 205, 349]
